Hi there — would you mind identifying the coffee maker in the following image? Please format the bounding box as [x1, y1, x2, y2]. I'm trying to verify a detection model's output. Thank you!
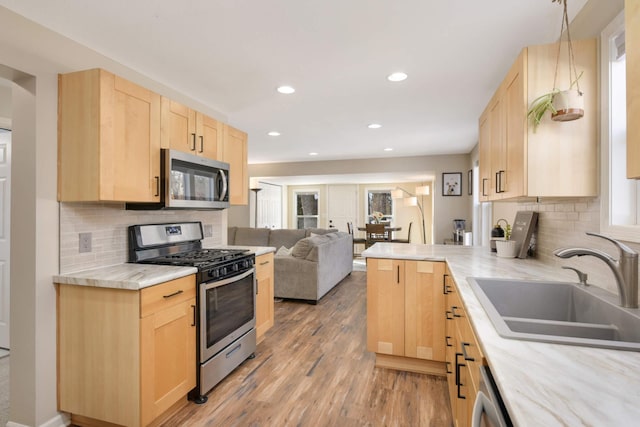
[453, 219, 466, 244]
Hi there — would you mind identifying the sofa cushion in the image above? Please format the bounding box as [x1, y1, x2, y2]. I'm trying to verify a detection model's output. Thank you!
[275, 246, 291, 256]
[269, 228, 307, 249]
[227, 227, 238, 245]
[234, 227, 271, 246]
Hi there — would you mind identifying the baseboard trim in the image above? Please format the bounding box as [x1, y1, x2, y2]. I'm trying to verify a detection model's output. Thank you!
[375, 353, 447, 376]
[6, 412, 69, 427]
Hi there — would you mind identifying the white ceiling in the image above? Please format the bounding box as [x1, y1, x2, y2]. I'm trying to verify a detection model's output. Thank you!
[0, 0, 587, 166]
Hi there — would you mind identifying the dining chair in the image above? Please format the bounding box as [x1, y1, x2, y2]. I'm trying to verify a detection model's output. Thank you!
[348, 222, 366, 256]
[391, 222, 412, 243]
[365, 223, 387, 249]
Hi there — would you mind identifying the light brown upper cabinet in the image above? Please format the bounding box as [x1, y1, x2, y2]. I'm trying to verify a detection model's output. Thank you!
[222, 124, 249, 205]
[627, 0, 640, 178]
[58, 69, 161, 202]
[478, 39, 597, 200]
[160, 97, 222, 160]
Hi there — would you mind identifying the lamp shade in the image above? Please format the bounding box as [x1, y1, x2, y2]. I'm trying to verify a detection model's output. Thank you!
[250, 177, 260, 190]
[391, 189, 404, 199]
[404, 196, 418, 207]
[416, 185, 430, 195]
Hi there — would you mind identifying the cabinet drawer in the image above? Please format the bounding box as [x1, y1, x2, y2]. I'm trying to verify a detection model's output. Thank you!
[255, 253, 274, 281]
[140, 275, 196, 318]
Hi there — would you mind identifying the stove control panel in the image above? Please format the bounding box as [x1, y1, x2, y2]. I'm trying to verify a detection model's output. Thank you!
[202, 255, 254, 282]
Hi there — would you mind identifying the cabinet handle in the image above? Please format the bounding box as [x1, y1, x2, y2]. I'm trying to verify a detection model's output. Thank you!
[461, 342, 475, 362]
[451, 306, 462, 318]
[500, 170, 506, 193]
[191, 304, 196, 327]
[446, 336, 453, 347]
[446, 361, 452, 375]
[443, 274, 449, 294]
[446, 310, 453, 320]
[397, 265, 400, 284]
[199, 135, 204, 153]
[495, 172, 500, 193]
[259, 261, 270, 266]
[482, 178, 488, 196]
[163, 289, 184, 299]
[191, 133, 197, 151]
[455, 352, 466, 399]
[154, 176, 160, 197]
[256, 281, 259, 295]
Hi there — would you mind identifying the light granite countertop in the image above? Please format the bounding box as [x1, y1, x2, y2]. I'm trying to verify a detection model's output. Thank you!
[53, 263, 198, 290]
[53, 246, 275, 290]
[362, 243, 640, 427]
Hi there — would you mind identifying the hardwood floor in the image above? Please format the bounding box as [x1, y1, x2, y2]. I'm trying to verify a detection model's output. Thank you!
[162, 271, 452, 426]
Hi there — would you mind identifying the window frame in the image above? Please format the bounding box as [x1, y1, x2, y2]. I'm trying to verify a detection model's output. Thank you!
[599, 10, 640, 243]
[364, 188, 394, 224]
[293, 190, 319, 229]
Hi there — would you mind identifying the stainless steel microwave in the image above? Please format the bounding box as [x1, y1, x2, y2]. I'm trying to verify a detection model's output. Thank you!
[127, 149, 230, 210]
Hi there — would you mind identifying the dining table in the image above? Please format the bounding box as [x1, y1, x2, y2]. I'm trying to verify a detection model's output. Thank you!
[357, 225, 402, 240]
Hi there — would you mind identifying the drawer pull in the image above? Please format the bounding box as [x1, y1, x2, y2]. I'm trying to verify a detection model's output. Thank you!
[259, 261, 270, 266]
[162, 289, 184, 299]
[446, 361, 452, 374]
[446, 310, 453, 320]
[443, 274, 449, 294]
[191, 304, 196, 326]
[451, 306, 462, 318]
[455, 352, 466, 399]
[446, 336, 453, 347]
[461, 342, 475, 362]
[191, 133, 197, 151]
[199, 135, 204, 153]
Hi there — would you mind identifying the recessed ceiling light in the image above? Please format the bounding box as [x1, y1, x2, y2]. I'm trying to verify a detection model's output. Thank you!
[309, 152, 318, 156]
[277, 85, 295, 94]
[384, 147, 393, 151]
[387, 72, 408, 82]
[368, 123, 382, 129]
[267, 131, 281, 136]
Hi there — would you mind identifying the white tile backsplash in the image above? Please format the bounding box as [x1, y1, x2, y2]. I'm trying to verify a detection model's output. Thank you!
[59, 202, 225, 273]
[515, 197, 640, 295]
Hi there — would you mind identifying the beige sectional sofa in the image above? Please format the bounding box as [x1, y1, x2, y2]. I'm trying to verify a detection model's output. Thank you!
[227, 227, 353, 303]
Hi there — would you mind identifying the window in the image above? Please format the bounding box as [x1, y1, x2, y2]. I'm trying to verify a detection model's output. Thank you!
[600, 11, 640, 242]
[295, 191, 318, 229]
[366, 190, 393, 223]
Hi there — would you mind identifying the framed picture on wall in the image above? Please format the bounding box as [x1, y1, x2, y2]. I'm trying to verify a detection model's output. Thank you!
[442, 172, 462, 196]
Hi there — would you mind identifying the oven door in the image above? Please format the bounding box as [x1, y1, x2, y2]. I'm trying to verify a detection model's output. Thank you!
[472, 365, 512, 427]
[199, 268, 255, 362]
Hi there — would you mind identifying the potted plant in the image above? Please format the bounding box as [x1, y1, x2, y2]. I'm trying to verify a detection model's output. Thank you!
[527, 0, 585, 131]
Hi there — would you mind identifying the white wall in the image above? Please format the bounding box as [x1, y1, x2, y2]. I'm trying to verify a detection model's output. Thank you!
[250, 153, 473, 243]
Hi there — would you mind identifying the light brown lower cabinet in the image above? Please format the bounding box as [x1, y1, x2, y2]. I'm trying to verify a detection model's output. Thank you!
[57, 275, 197, 427]
[255, 252, 275, 341]
[444, 268, 484, 427]
[366, 258, 446, 375]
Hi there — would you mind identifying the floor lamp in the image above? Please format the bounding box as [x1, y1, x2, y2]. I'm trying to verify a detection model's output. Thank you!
[391, 185, 430, 244]
[250, 178, 262, 228]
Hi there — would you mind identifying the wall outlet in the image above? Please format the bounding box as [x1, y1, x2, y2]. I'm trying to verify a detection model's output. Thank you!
[203, 224, 213, 238]
[79, 232, 92, 253]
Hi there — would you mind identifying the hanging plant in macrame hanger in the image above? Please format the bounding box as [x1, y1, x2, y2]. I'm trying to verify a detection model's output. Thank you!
[527, 0, 585, 131]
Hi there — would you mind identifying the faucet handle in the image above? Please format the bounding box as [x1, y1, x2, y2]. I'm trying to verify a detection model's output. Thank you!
[586, 232, 638, 258]
[562, 266, 588, 286]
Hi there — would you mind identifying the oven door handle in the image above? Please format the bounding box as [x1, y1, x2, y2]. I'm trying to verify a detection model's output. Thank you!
[472, 391, 501, 427]
[202, 268, 255, 290]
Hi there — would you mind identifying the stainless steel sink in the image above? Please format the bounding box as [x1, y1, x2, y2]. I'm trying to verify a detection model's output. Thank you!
[467, 277, 640, 351]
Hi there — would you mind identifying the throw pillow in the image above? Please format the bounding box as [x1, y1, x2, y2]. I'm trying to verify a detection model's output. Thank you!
[291, 238, 313, 258]
[275, 246, 291, 256]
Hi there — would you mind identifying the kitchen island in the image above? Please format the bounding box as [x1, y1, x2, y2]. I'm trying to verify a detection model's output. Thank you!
[362, 243, 640, 426]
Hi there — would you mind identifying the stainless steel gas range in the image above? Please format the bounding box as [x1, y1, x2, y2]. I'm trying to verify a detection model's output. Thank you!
[128, 221, 257, 403]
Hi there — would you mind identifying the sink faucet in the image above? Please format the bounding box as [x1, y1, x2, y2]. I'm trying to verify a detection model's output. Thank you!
[553, 232, 638, 308]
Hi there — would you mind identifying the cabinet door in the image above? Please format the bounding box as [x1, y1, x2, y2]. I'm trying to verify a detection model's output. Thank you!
[107, 75, 161, 202]
[404, 261, 445, 361]
[196, 113, 222, 160]
[255, 252, 274, 341]
[503, 50, 526, 199]
[140, 297, 196, 426]
[222, 124, 249, 205]
[489, 95, 505, 199]
[161, 97, 197, 154]
[366, 258, 405, 356]
[478, 111, 492, 202]
[627, 0, 640, 178]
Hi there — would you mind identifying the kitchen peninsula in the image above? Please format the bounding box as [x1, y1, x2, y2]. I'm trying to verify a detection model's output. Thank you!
[362, 243, 640, 426]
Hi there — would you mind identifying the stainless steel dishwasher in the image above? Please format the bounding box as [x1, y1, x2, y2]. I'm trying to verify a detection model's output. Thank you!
[472, 365, 513, 427]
